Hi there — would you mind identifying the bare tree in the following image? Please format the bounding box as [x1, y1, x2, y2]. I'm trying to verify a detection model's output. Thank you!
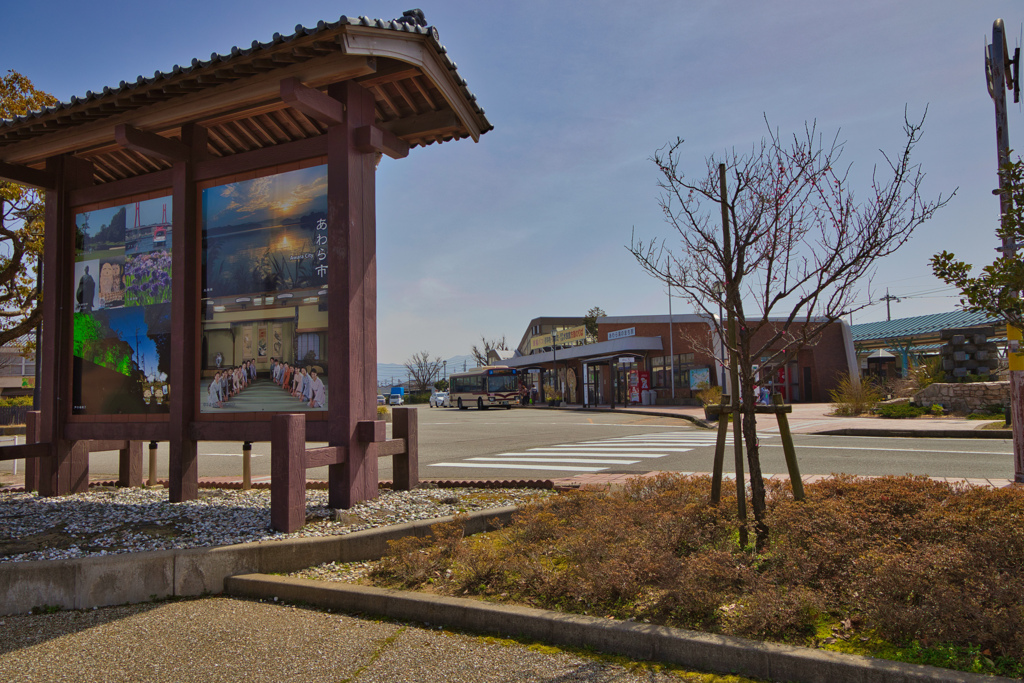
[404, 351, 444, 392]
[470, 335, 507, 368]
[630, 112, 951, 547]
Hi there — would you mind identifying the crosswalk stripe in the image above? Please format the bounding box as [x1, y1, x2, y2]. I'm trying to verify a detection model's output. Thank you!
[468, 457, 639, 465]
[531, 446, 696, 452]
[497, 451, 672, 458]
[428, 462, 609, 472]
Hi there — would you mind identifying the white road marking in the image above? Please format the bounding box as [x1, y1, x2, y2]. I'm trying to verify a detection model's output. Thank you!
[468, 457, 640, 465]
[759, 444, 1011, 456]
[531, 446, 696, 452]
[498, 451, 672, 458]
[428, 462, 609, 472]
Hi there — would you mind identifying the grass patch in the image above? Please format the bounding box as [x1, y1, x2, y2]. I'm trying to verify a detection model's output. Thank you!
[365, 475, 1024, 678]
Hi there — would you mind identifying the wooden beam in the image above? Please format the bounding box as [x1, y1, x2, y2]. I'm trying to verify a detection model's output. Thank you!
[194, 135, 326, 182]
[354, 125, 409, 160]
[0, 442, 50, 462]
[280, 77, 344, 126]
[305, 446, 345, 469]
[0, 54, 376, 167]
[0, 161, 55, 189]
[381, 110, 461, 139]
[65, 422, 169, 441]
[70, 168, 173, 207]
[115, 124, 190, 164]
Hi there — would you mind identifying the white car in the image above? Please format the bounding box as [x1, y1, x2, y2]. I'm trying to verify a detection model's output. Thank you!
[389, 393, 404, 406]
[429, 391, 450, 408]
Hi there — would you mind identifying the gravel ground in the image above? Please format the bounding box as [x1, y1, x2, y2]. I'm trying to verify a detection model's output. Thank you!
[0, 486, 551, 563]
[0, 597, 732, 682]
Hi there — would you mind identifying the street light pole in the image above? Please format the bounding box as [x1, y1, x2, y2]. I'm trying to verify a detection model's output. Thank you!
[988, 18, 1024, 483]
[667, 262, 675, 401]
[549, 330, 557, 403]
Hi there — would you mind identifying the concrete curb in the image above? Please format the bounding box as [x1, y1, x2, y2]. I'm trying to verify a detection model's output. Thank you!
[546, 405, 713, 428]
[223, 575, 1007, 683]
[0, 506, 519, 616]
[818, 428, 1012, 439]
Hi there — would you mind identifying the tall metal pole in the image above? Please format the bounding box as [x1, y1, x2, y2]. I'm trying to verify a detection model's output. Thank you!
[721, 163, 747, 547]
[989, 18, 1024, 483]
[667, 265, 675, 401]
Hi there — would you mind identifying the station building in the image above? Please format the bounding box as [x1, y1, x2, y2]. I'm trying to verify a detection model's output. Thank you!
[497, 314, 857, 406]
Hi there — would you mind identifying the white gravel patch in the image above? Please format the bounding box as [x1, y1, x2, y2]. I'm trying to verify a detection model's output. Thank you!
[0, 486, 550, 563]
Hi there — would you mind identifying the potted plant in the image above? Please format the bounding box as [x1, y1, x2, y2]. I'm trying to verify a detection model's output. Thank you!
[694, 382, 723, 421]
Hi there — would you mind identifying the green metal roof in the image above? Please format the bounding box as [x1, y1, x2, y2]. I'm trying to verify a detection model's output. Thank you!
[851, 310, 1002, 342]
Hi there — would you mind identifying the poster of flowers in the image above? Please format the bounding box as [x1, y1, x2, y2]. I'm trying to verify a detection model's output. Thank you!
[72, 197, 173, 415]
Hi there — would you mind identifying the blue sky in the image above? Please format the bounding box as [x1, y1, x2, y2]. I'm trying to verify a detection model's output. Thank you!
[4, 1, 1023, 362]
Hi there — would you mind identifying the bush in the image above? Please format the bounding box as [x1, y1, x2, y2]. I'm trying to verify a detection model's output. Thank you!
[876, 403, 926, 419]
[694, 382, 722, 407]
[0, 396, 32, 407]
[829, 373, 882, 415]
[367, 474, 1024, 671]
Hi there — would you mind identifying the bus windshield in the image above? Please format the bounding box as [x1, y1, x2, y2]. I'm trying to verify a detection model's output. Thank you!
[486, 373, 517, 393]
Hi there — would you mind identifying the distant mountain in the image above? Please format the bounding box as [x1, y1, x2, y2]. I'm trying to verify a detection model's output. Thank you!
[377, 354, 478, 387]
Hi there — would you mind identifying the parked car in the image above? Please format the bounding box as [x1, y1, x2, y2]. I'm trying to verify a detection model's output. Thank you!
[429, 391, 450, 408]
[377, 394, 386, 405]
[389, 393, 404, 406]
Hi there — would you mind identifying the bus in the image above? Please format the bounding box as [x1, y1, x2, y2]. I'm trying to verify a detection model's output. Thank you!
[449, 365, 521, 410]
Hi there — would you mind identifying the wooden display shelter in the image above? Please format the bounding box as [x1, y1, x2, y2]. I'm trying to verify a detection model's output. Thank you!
[0, 10, 491, 514]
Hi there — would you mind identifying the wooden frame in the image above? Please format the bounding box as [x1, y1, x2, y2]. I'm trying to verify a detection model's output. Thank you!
[0, 12, 489, 512]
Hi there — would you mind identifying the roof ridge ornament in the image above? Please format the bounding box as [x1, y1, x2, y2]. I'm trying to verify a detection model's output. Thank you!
[398, 9, 427, 27]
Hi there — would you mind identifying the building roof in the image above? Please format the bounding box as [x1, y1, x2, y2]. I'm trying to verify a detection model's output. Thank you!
[851, 310, 1002, 343]
[0, 9, 491, 184]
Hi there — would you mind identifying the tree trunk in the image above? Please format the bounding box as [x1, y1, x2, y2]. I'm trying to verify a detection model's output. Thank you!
[740, 378, 769, 551]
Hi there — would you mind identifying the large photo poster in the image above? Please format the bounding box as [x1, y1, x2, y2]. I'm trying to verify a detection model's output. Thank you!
[72, 197, 173, 415]
[200, 165, 329, 413]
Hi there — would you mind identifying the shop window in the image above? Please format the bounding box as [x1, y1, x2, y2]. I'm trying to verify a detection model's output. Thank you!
[650, 355, 667, 388]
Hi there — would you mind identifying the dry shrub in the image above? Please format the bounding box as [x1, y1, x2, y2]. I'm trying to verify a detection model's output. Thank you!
[370, 514, 469, 588]
[721, 584, 823, 640]
[369, 474, 1024, 663]
[829, 373, 882, 415]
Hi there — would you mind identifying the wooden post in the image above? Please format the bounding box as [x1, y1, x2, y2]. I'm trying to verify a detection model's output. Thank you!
[392, 407, 418, 491]
[242, 441, 252, 490]
[117, 441, 143, 488]
[69, 441, 89, 493]
[24, 411, 40, 492]
[168, 125, 203, 502]
[720, 163, 747, 548]
[147, 441, 158, 487]
[710, 395, 729, 504]
[326, 81, 379, 509]
[39, 155, 92, 497]
[772, 393, 805, 500]
[271, 413, 306, 533]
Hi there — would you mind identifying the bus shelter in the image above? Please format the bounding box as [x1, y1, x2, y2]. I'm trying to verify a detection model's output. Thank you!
[0, 10, 491, 514]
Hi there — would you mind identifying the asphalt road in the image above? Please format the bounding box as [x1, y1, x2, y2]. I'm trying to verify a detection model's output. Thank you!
[0, 407, 1016, 482]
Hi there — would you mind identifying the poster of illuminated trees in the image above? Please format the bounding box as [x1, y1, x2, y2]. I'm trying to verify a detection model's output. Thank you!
[72, 197, 173, 415]
[200, 165, 329, 413]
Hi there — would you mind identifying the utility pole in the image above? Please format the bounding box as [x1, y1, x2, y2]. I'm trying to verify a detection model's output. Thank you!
[881, 288, 900, 321]
[667, 261, 675, 401]
[987, 18, 1024, 483]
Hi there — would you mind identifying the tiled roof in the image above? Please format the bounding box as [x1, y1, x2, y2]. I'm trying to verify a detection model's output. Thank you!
[0, 9, 491, 148]
[851, 310, 1002, 342]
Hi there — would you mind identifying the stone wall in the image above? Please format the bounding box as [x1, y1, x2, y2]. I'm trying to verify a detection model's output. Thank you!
[912, 381, 1009, 414]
